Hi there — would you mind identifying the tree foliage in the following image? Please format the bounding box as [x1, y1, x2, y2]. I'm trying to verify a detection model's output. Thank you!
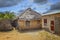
[0, 11, 15, 20]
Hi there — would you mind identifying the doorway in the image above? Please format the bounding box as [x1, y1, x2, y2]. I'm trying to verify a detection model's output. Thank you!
[26, 21, 30, 27]
[50, 21, 55, 31]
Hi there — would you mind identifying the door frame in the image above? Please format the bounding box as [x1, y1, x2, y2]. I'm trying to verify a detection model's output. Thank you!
[25, 20, 30, 27]
[50, 20, 55, 33]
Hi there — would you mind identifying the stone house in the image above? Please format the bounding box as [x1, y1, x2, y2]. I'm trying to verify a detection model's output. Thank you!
[17, 8, 42, 31]
[42, 10, 60, 33]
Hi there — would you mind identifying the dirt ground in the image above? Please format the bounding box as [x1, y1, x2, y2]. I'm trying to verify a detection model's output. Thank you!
[0, 29, 60, 40]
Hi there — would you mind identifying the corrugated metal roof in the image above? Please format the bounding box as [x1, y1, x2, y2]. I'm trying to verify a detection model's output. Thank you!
[42, 10, 60, 16]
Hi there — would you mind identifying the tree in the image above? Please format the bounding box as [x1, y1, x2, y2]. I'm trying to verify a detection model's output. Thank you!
[0, 12, 4, 19]
[0, 11, 16, 20]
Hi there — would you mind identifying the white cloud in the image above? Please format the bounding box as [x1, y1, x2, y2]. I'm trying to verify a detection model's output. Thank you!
[29, 0, 34, 2]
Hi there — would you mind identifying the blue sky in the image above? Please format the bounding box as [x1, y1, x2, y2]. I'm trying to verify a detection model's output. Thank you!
[0, 0, 60, 15]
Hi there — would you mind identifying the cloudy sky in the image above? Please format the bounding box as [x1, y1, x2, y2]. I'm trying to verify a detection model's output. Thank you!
[0, 0, 60, 14]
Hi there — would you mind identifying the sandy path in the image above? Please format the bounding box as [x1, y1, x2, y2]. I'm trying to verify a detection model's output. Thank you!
[0, 29, 60, 40]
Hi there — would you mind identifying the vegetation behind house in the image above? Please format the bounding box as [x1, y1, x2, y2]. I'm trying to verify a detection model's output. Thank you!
[0, 11, 15, 20]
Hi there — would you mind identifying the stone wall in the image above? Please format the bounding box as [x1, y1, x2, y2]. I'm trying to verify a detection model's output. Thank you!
[0, 19, 13, 31]
[55, 17, 60, 33]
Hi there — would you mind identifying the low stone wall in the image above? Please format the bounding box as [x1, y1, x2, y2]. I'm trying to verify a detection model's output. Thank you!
[0, 19, 13, 31]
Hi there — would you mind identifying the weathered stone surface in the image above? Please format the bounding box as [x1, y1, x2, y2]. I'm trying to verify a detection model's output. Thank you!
[0, 19, 13, 31]
[55, 17, 60, 33]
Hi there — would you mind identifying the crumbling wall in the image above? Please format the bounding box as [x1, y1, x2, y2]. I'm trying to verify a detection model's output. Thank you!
[55, 17, 60, 33]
